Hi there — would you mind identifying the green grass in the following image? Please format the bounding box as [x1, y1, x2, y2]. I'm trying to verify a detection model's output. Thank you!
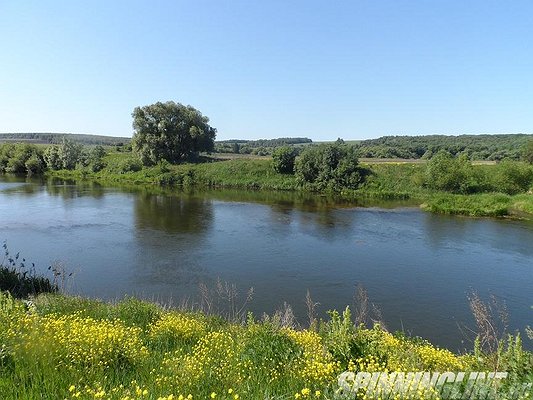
[1, 291, 531, 399]
[49, 152, 299, 191]
[421, 193, 512, 217]
[510, 194, 533, 215]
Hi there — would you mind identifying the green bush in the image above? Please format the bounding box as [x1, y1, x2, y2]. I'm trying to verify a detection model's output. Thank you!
[24, 156, 45, 175]
[522, 140, 533, 164]
[272, 146, 297, 174]
[118, 157, 143, 173]
[425, 151, 480, 193]
[43, 139, 84, 171]
[43, 145, 62, 170]
[490, 161, 533, 194]
[0, 143, 45, 175]
[295, 144, 369, 191]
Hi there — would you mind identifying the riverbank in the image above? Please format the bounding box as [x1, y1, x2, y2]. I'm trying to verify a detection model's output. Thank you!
[1, 290, 531, 399]
[46, 153, 533, 219]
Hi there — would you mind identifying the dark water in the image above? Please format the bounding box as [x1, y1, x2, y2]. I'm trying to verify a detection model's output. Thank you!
[1, 176, 532, 351]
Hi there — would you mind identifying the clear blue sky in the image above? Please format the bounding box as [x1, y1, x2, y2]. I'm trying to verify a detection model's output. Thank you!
[1, 1, 532, 141]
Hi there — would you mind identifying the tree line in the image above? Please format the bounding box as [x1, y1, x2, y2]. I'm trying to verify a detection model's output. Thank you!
[0, 141, 107, 175]
[0, 133, 130, 146]
[215, 138, 312, 155]
[354, 134, 533, 160]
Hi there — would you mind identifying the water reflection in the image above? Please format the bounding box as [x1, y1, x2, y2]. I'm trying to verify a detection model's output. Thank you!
[134, 192, 213, 234]
[45, 178, 106, 199]
[130, 192, 214, 294]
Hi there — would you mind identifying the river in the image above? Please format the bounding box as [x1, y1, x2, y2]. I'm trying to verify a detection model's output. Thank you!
[1, 175, 532, 351]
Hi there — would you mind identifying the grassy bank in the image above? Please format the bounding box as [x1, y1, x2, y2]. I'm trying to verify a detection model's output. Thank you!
[49, 154, 299, 191]
[45, 152, 533, 219]
[1, 290, 531, 399]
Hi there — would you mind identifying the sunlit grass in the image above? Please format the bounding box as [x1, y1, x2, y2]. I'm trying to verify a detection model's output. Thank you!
[0, 291, 531, 399]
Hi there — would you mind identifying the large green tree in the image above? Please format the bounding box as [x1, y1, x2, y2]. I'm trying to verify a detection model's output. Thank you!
[132, 101, 216, 165]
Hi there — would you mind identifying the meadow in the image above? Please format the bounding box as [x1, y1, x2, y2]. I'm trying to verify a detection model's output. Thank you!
[1, 290, 532, 400]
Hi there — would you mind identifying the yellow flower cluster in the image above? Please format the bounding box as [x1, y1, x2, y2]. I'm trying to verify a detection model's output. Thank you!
[294, 387, 322, 398]
[149, 312, 207, 344]
[161, 330, 246, 388]
[67, 381, 190, 400]
[8, 312, 148, 368]
[368, 329, 466, 372]
[286, 329, 339, 385]
[351, 355, 388, 372]
[415, 344, 466, 371]
[351, 384, 441, 400]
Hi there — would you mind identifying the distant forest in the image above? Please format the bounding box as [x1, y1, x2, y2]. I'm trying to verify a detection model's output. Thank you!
[2, 132, 532, 161]
[217, 134, 533, 160]
[215, 137, 312, 155]
[354, 134, 533, 160]
[0, 133, 130, 146]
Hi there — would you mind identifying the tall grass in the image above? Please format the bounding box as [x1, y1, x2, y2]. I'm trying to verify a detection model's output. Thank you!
[0, 242, 57, 298]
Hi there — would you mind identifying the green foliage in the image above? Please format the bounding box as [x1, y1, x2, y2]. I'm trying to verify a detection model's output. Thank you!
[510, 194, 533, 215]
[295, 144, 369, 191]
[490, 161, 533, 195]
[0, 243, 57, 298]
[113, 297, 162, 329]
[422, 193, 511, 217]
[43, 139, 84, 171]
[0, 143, 45, 175]
[59, 139, 83, 170]
[87, 145, 107, 172]
[356, 134, 533, 160]
[116, 157, 143, 173]
[272, 146, 297, 174]
[215, 137, 312, 155]
[321, 307, 356, 367]
[0, 133, 130, 146]
[523, 139, 533, 164]
[425, 151, 480, 193]
[43, 145, 62, 170]
[242, 322, 301, 375]
[24, 155, 45, 175]
[132, 101, 216, 166]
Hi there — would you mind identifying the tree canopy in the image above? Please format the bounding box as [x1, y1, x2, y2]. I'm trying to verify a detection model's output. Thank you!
[132, 101, 216, 165]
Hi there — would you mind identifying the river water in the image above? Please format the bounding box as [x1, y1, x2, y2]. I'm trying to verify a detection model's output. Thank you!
[1, 176, 532, 351]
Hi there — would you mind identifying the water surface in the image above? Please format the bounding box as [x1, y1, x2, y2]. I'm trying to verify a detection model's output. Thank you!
[1, 176, 532, 351]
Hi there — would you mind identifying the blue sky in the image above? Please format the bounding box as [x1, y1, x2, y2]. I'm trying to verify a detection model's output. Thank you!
[1, 1, 532, 141]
